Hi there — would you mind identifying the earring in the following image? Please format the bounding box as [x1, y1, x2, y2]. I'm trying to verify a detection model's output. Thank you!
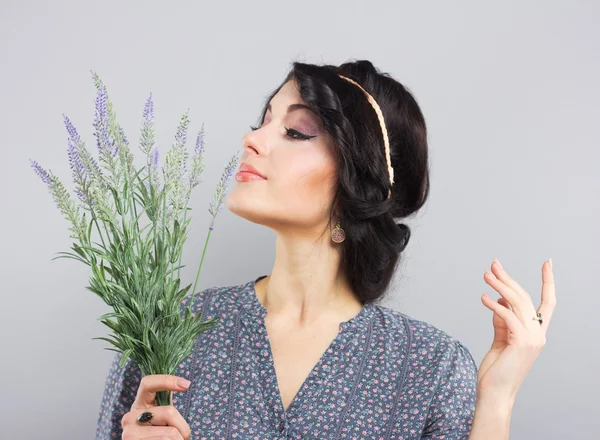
[331, 221, 346, 243]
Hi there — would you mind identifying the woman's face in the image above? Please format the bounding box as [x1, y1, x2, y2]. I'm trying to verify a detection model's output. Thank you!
[227, 80, 338, 236]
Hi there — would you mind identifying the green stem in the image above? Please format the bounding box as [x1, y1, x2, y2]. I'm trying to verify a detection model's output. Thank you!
[177, 209, 187, 281]
[161, 188, 167, 295]
[189, 217, 214, 311]
[92, 215, 107, 250]
[128, 190, 141, 257]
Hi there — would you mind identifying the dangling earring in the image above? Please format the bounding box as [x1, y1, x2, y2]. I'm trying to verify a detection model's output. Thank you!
[331, 221, 346, 243]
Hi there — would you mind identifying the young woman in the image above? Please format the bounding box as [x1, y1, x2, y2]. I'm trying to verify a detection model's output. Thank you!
[97, 59, 556, 440]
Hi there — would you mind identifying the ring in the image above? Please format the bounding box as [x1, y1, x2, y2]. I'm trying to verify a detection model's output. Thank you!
[533, 312, 543, 325]
[137, 411, 154, 426]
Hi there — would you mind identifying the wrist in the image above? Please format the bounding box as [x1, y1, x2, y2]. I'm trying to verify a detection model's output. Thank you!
[476, 388, 516, 411]
[475, 397, 514, 417]
[469, 397, 514, 440]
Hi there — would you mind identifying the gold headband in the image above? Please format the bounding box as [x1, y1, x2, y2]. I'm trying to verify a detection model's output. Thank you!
[337, 74, 394, 199]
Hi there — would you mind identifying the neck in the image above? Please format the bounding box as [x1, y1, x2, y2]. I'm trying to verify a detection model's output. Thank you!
[254, 234, 363, 328]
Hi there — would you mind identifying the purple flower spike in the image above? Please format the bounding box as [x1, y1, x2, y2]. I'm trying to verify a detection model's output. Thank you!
[119, 126, 128, 146]
[67, 138, 87, 180]
[195, 124, 205, 155]
[143, 93, 154, 122]
[30, 159, 51, 185]
[93, 84, 111, 155]
[152, 147, 159, 167]
[62, 114, 81, 146]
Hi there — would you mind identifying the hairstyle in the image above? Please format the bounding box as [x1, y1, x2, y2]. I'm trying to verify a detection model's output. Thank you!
[252, 59, 430, 305]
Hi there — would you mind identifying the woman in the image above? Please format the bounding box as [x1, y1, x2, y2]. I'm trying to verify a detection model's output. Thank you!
[96, 60, 556, 439]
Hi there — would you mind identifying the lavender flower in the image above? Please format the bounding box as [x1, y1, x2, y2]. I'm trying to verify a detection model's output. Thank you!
[30, 159, 51, 185]
[208, 152, 240, 219]
[67, 137, 90, 203]
[139, 93, 159, 196]
[93, 84, 113, 155]
[62, 113, 106, 211]
[31, 72, 236, 408]
[187, 124, 206, 189]
[62, 114, 103, 184]
[92, 80, 121, 191]
[162, 110, 191, 228]
[30, 159, 86, 241]
[152, 147, 159, 167]
[62, 112, 82, 146]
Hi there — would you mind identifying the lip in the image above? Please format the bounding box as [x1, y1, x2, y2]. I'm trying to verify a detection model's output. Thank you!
[237, 162, 266, 179]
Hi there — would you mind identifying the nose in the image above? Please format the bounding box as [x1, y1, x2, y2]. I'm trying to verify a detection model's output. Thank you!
[242, 129, 267, 156]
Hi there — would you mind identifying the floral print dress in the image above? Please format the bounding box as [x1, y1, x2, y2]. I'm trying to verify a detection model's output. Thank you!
[96, 275, 478, 439]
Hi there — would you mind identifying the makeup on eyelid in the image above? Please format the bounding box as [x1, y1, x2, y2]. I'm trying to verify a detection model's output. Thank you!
[265, 104, 322, 136]
[293, 117, 320, 137]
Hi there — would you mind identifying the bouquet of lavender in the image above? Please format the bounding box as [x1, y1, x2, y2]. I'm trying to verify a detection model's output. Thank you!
[30, 71, 239, 406]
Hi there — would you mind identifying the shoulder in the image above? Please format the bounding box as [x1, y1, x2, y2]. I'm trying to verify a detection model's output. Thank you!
[371, 304, 478, 373]
[179, 279, 254, 317]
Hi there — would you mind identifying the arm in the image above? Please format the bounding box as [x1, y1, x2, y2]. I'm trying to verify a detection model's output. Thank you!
[420, 339, 478, 439]
[95, 350, 143, 440]
[468, 396, 513, 440]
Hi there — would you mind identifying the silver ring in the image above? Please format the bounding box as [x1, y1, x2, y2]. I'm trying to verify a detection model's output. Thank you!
[533, 312, 543, 325]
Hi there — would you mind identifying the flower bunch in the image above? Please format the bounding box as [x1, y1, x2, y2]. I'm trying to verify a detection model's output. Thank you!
[30, 71, 239, 406]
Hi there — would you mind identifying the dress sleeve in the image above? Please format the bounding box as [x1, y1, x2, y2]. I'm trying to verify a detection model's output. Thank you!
[420, 339, 478, 439]
[95, 351, 143, 440]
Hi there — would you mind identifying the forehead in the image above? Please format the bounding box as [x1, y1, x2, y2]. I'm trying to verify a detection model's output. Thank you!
[272, 80, 302, 104]
[267, 80, 307, 112]
[266, 80, 320, 121]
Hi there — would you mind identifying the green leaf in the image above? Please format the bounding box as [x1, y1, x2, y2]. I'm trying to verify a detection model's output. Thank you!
[109, 186, 122, 215]
[92, 335, 121, 348]
[97, 311, 120, 321]
[50, 252, 88, 265]
[72, 243, 87, 259]
[86, 215, 94, 244]
[119, 348, 133, 368]
[100, 318, 121, 333]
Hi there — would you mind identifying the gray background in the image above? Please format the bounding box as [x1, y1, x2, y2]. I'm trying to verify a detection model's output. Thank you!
[1, 1, 597, 438]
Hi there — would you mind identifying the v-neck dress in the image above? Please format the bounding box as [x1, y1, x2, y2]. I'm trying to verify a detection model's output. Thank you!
[96, 275, 478, 439]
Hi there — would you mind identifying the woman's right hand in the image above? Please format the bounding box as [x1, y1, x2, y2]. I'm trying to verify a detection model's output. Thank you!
[121, 374, 193, 440]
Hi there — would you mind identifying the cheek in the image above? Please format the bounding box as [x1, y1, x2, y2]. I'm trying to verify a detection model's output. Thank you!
[276, 150, 336, 207]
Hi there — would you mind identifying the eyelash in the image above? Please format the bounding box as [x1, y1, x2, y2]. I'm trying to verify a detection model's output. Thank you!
[249, 125, 316, 141]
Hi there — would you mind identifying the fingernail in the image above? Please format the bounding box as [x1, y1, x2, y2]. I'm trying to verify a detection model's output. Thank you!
[549, 258, 553, 270]
[178, 378, 191, 388]
[494, 258, 503, 270]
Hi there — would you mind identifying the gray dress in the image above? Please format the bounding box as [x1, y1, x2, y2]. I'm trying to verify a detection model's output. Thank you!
[96, 275, 478, 439]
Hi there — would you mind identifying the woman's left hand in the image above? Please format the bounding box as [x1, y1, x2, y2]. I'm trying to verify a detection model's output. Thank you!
[477, 258, 556, 404]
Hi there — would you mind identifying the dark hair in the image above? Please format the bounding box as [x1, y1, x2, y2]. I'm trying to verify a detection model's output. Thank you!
[253, 59, 430, 305]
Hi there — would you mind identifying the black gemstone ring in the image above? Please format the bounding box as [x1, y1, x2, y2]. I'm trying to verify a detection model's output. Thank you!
[137, 411, 154, 425]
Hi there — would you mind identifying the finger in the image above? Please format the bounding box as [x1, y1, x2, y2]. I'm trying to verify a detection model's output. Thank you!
[135, 424, 185, 440]
[491, 259, 531, 300]
[498, 297, 511, 310]
[136, 406, 191, 440]
[138, 437, 183, 440]
[536, 259, 557, 334]
[484, 269, 536, 326]
[489, 297, 511, 346]
[481, 292, 526, 337]
[132, 375, 191, 409]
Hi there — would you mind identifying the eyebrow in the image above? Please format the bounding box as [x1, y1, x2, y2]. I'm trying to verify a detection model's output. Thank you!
[267, 102, 317, 116]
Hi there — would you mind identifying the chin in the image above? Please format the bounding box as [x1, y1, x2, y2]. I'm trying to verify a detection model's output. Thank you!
[226, 191, 266, 225]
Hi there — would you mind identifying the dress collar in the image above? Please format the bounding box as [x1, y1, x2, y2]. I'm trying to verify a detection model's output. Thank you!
[238, 275, 375, 333]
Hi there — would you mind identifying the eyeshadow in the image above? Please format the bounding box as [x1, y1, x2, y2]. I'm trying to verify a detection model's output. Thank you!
[294, 114, 322, 137]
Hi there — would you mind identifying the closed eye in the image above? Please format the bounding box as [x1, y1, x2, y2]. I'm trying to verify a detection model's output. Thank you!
[249, 125, 316, 141]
